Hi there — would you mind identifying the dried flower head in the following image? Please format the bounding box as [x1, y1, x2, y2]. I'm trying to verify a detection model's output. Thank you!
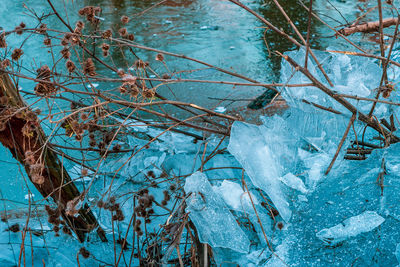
[155, 53, 164, 61]
[127, 34, 134, 41]
[135, 59, 148, 69]
[118, 27, 128, 37]
[11, 48, 23, 60]
[34, 65, 57, 95]
[169, 184, 176, 191]
[83, 58, 96, 76]
[24, 150, 35, 165]
[142, 89, 155, 99]
[43, 38, 51, 46]
[60, 47, 71, 59]
[102, 29, 112, 39]
[78, 6, 102, 24]
[15, 26, 23, 35]
[66, 60, 76, 73]
[37, 23, 47, 34]
[1, 59, 10, 69]
[147, 170, 155, 178]
[121, 15, 130, 24]
[76, 20, 84, 30]
[32, 174, 45, 185]
[130, 84, 140, 98]
[119, 85, 127, 94]
[101, 43, 110, 51]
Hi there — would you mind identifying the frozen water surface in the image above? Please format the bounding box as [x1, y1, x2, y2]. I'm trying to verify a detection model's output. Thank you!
[0, 0, 400, 266]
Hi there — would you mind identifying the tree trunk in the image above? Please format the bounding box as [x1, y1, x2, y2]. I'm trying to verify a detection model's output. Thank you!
[0, 72, 106, 243]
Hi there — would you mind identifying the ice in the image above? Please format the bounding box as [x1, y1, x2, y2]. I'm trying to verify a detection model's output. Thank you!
[280, 48, 383, 115]
[213, 180, 272, 246]
[228, 120, 292, 222]
[279, 173, 308, 194]
[213, 180, 258, 211]
[214, 106, 226, 113]
[184, 172, 250, 253]
[316, 211, 385, 245]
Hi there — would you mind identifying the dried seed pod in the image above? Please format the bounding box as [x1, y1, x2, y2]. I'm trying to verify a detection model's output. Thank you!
[1, 59, 10, 69]
[66, 60, 76, 73]
[155, 53, 164, 61]
[11, 48, 23, 60]
[101, 43, 110, 51]
[127, 34, 134, 41]
[135, 59, 147, 69]
[15, 26, 23, 35]
[102, 29, 112, 39]
[119, 85, 127, 94]
[34, 65, 57, 95]
[60, 47, 71, 59]
[83, 58, 96, 76]
[130, 85, 139, 98]
[37, 23, 47, 34]
[142, 89, 155, 99]
[0, 96, 9, 106]
[118, 27, 128, 37]
[43, 38, 51, 46]
[121, 15, 130, 24]
[147, 170, 155, 178]
[32, 174, 45, 185]
[169, 184, 176, 191]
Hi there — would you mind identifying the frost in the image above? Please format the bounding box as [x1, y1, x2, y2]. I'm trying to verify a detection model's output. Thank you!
[316, 211, 385, 245]
[184, 172, 250, 253]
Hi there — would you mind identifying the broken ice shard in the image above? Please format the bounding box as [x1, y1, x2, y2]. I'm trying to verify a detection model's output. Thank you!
[184, 172, 250, 253]
[228, 120, 292, 222]
[316, 211, 385, 245]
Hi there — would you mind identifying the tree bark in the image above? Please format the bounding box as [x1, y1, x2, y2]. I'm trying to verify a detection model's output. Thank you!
[339, 17, 399, 36]
[0, 72, 106, 243]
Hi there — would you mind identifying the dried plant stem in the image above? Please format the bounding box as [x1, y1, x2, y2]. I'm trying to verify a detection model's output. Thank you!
[325, 113, 356, 175]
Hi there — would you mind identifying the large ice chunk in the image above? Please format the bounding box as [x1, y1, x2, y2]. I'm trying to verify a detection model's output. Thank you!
[316, 211, 385, 245]
[184, 172, 250, 253]
[280, 48, 383, 115]
[228, 121, 292, 222]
